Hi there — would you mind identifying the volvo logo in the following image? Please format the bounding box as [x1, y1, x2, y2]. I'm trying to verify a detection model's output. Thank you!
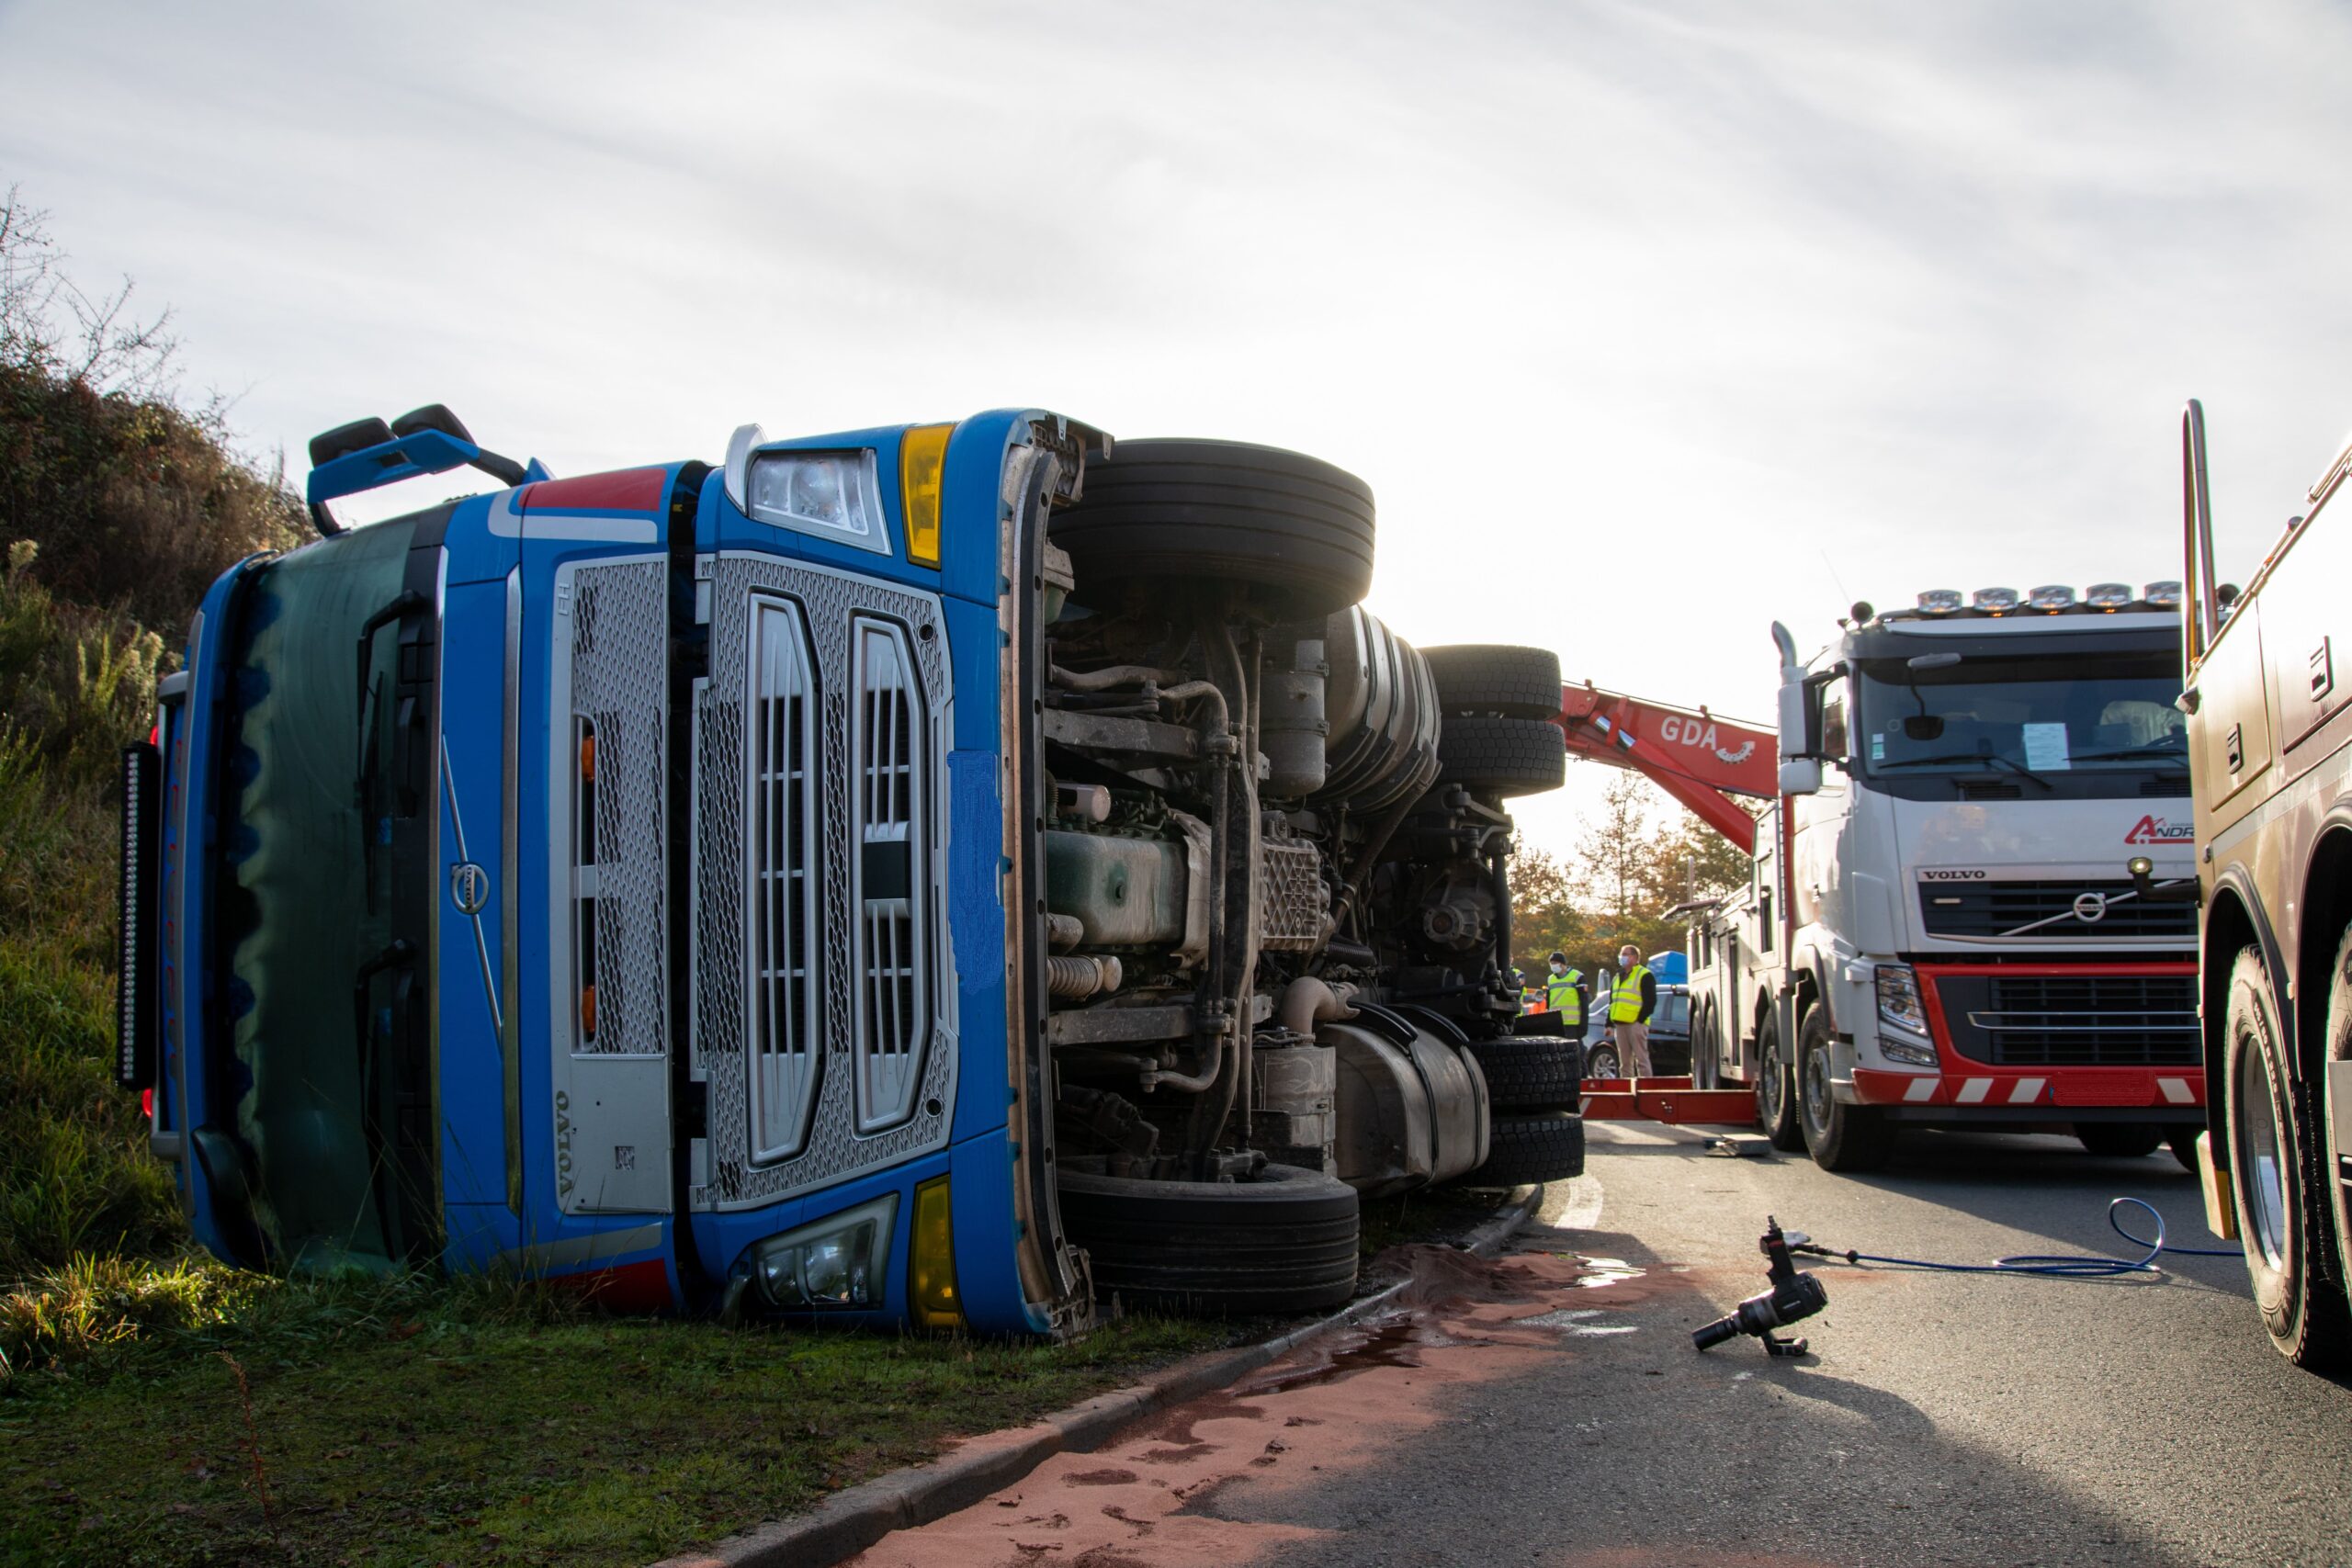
[2073, 891, 2108, 923]
[449, 861, 490, 916]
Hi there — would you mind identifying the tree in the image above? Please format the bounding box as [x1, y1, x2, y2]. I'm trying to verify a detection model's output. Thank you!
[1514, 775, 1760, 978]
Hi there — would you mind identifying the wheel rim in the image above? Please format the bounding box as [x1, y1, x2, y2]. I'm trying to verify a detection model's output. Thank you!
[1758, 1039, 1783, 1124]
[2235, 1035, 2291, 1270]
[1589, 1048, 1619, 1081]
[1802, 1040, 1834, 1141]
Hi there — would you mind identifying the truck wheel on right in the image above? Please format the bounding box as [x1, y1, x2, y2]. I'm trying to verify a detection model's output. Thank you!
[2221, 947, 2350, 1368]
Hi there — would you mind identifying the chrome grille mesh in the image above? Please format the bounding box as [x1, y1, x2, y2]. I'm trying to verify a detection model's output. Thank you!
[695, 555, 956, 1210]
[567, 563, 668, 1058]
[748, 597, 819, 1162]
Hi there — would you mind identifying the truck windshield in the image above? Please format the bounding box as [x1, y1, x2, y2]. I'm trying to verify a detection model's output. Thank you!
[1853, 651, 2184, 786]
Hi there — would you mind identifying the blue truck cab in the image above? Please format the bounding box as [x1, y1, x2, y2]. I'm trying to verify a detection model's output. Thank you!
[119, 404, 1581, 1334]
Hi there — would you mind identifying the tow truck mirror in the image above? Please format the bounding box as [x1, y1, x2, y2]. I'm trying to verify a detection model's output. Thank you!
[1772, 620, 1822, 795]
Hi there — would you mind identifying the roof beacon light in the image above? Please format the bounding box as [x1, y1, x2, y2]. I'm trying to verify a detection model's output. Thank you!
[1916, 589, 1964, 617]
[2027, 584, 2075, 613]
[2085, 581, 2133, 611]
[2143, 580, 2184, 608]
[1972, 586, 2020, 615]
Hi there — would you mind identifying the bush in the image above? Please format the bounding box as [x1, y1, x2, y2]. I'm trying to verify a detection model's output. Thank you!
[0, 190, 305, 1283]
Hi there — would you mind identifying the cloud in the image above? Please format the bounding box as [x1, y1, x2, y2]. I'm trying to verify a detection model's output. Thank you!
[6, 0, 2350, 848]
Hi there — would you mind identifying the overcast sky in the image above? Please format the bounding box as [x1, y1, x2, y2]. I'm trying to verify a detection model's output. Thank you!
[6, 0, 2350, 855]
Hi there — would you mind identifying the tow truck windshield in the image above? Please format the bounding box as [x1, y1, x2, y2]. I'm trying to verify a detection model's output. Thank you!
[1852, 651, 2184, 796]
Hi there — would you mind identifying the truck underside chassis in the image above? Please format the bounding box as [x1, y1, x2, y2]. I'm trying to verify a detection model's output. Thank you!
[126, 418, 1587, 1334]
[1036, 443, 1577, 1313]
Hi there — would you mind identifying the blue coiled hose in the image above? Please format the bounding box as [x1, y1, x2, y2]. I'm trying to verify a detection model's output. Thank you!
[1801, 1197, 2242, 1278]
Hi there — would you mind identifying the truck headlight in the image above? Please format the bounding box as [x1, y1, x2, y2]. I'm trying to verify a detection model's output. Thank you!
[1875, 964, 1928, 1038]
[741, 1192, 898, 1311]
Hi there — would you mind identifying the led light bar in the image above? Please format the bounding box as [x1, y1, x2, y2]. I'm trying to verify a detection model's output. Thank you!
[1972, 586, 2019, 615]
[2028, 584, 2075, 612]
[2143, 580, 2183, 608]
[2085, 581, 2133, 610]
[1916, 589, 1963, 616]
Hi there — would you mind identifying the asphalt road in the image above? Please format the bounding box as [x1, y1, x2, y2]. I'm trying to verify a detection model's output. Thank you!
[1246, 1122, 2352, 1568]
[854, 1122, 2352, 1568]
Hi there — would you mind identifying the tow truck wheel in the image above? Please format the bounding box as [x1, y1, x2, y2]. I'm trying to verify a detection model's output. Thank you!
[1797, 1007, 1896, 1172]
[2323, 925, 2352, 1318]
[1057, 1161, 1360, 1316]
[2222, 946, 2352, 1369]
[2074, 1123, 2163, 1158]
[1690, 1002, 1719, 1090]
[1053, 439, 1376, 619]
[1755, 1013, 1804, 1151]
[1422, 644, 1566, 721]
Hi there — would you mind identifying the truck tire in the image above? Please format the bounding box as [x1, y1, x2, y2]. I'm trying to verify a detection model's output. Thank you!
[1465, 1037, 1583, 1111]
[1436, 716, 1566, 797]
[1422, 645, 1564, 721]
[1755, 1012, 1804, 1152]
[2321, 926, 2352, 1309]
[1057, 1161, 1360, 1316]
[1690, 1001, 1720, 1090]
[2222, 947, 2352, 1369]
[1464, 1111, 1585, 1187]
[1053, 439, 1375, 619]
[2166, 1124, 2200, 1173]
[2075, 1123, 2163, 1158]
[1797, 1007, 1896, 1172]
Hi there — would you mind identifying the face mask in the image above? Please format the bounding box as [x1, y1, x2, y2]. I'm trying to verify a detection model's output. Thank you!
[1550, 964, 1565, 975]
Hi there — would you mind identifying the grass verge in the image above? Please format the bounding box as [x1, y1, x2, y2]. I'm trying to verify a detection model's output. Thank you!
[1, 1258, 1223, 1567]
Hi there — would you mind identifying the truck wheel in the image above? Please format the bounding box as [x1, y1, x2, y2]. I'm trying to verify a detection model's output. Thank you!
[2321, 925, 2352, 1316]
[1690, 1002, 1719, 1090]
[1422, 645, 1564, 721]
[2223, 947, 2352, 1368]
[1755, 1014, 1804, 1151]
[1057, 1162, 1359, 1316]
[1435, 716, 1566, 797]
[1464, 1037, 1584, 1111]
[2166, 1125, 2200, 1173]
[1463, 1111, 1585, 1187]
[1052, 439, 1375, 618]
[1797, 1007, 1896, 1172]
[2075, 1123, 2163, 1158]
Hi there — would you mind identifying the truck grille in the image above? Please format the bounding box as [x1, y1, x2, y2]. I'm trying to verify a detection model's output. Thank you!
[1917, 878, 2195, 940]
[1932, 973, 2199, 1066]
[851, 615, 927, 1134]
[748, 596, 819, 1162]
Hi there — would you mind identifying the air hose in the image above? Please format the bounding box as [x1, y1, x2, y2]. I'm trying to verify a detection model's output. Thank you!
[1791, 1197, 2241, 1279]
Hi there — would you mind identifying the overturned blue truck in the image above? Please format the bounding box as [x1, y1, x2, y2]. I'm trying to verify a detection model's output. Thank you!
[116, 405, 1583, 1336]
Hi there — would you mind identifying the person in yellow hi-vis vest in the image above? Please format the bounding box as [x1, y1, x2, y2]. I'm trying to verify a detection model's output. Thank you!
[1608, 943, 1656, 1078]
[1544, 952, 1587, 1030]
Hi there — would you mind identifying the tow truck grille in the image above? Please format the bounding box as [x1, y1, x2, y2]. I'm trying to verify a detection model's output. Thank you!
[1934, 973, 2199, 1066]
[1918, 878, 2195, 940]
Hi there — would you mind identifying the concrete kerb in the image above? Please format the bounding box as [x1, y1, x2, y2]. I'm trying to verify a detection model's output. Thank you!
[652, 1181, 1545, 1568]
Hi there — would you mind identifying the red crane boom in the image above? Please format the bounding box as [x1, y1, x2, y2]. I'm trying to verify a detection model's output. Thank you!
[1553, 683, 1775, 854]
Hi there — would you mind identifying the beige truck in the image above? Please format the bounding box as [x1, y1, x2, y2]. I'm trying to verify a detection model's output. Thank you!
[2177, 400, 2352, 1370]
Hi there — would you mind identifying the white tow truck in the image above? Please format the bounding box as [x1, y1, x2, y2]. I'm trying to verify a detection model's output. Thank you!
[1681, 585, 2205, 1170]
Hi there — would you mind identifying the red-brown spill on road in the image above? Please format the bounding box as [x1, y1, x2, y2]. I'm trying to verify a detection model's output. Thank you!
[843, 1241, 1701, 1568]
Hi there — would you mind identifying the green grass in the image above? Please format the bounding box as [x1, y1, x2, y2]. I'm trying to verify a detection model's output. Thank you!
[1, 1258, 1223, 1566]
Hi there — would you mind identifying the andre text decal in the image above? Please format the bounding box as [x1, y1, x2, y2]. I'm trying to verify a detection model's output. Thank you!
[2125, 814, 2194, 844]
